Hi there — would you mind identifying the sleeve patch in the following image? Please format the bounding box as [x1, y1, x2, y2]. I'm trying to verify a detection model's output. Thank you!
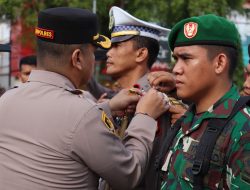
[101, 111, 115, 133]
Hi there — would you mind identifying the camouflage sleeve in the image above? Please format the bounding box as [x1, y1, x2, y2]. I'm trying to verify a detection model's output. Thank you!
[226, 111, 250, 189]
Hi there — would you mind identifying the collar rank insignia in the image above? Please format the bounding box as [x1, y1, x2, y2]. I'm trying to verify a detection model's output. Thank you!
[184, 22, 198, 39]
[101, 111, 115, 133]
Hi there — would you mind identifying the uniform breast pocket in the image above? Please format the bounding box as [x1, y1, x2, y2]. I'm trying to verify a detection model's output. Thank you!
[174, 136, 199, 183]
[177, 136, 226, 189]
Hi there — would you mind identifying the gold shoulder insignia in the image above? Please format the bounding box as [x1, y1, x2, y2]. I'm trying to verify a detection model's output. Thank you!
[101, 111, 115, 133]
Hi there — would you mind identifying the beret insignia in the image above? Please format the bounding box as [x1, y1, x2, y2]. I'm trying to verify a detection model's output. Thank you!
[184, 22, 198, 39]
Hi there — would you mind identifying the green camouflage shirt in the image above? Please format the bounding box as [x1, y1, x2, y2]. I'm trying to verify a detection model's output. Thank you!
[160, 85, 250, 189]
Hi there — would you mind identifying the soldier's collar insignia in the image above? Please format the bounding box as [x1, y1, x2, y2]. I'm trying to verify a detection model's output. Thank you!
[184, 22, 198, 39]
[101, 111, 115, 133]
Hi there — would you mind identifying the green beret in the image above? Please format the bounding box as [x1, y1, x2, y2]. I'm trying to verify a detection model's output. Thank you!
[168, 14, 240, 51]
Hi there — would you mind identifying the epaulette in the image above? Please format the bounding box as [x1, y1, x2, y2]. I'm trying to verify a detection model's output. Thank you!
[66, 89, 84, 97]
[10, 86, 18, 89]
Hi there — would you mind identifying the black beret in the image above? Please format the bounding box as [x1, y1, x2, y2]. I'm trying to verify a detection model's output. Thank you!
[35, 7, 111, 49]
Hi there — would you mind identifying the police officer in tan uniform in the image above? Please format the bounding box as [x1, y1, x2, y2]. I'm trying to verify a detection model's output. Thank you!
[0, 7, 169, 190]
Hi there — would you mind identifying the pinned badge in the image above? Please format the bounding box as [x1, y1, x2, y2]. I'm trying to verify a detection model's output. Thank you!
[109, 11, 115, 30]
[101, 111, 115, 133]
[184, 22, 198, 39]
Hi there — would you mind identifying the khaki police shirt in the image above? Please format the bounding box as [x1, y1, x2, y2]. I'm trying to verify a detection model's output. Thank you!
[0, 70, 157, 190]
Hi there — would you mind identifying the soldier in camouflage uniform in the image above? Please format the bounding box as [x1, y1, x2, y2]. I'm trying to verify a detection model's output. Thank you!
[241, 44, 250, 96]
[157, 14, 250, 189]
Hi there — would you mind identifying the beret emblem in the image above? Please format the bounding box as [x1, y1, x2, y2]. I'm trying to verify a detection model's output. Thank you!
[184, 22, 198, 39]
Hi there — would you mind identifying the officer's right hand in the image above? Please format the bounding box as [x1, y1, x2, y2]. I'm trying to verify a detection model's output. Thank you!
[135, 88, 169, 119]
[108, 88, 140, 111]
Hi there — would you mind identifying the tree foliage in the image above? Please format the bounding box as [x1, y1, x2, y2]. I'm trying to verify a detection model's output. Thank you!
[0, 0, 246, 87]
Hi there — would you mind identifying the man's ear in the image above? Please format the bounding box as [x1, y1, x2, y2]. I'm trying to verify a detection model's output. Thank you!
[214, 53, 228, 74]
[135, 47, 148, 63]
[71, 49, 83, 70]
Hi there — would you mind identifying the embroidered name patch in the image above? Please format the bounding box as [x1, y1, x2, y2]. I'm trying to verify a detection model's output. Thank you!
[35, 27, 54, 39]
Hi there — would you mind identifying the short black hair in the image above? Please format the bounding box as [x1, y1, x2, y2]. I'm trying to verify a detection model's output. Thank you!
[37, 39, 69, 61]
[203, 45, 238, 79]
[19, 55, 37, 70]
[130, 36, 159, 69]
[36, 39, 88, 67]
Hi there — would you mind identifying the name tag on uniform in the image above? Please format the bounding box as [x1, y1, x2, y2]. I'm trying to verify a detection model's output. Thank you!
[183, 136, 198, 153]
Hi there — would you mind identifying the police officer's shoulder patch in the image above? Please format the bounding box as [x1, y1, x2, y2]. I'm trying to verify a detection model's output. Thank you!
[101, 111, 115, 133]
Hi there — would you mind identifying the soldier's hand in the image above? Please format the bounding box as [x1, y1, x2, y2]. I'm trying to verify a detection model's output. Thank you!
[147, 71, 176, 93]
[136, 88, 170, 119]
[109, 88, 140, 111]
[169, 104, 187, 124]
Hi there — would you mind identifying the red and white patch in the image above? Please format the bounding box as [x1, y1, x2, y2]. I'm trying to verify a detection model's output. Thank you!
[184, 22, 198, 39]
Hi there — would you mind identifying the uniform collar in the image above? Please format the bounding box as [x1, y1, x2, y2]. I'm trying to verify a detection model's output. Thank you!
[207, 84, 240, 119]
[184, 84, 240, 122]
[134, 73, 151, 92]
[114, 73, 150, 92]
[28, 70, 76, 91]
[181, 84, 240, 134]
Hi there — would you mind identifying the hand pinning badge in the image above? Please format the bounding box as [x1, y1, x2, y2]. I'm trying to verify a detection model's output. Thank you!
[160, 92, 187, 109]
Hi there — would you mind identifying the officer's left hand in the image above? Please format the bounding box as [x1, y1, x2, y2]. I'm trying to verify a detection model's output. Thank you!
[109, 88, 140, 111]
[97, 93, 109, 103]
